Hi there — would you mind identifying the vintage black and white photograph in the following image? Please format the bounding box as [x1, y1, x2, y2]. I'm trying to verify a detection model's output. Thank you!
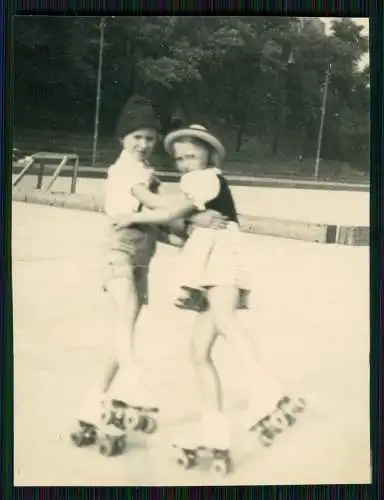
[12, 16, 370, 486]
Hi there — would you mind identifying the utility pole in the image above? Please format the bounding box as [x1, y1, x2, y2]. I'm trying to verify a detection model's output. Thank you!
[92, 17, 106, 169]
[314, 63, 332, 181]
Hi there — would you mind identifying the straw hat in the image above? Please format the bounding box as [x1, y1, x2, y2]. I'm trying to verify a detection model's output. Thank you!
[163, 124, 225, 160]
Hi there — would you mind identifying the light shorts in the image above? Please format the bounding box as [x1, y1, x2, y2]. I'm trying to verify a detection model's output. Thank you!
[103, 225, 158, 305]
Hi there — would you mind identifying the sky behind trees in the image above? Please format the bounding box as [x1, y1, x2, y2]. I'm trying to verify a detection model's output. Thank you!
[320, 17, 369, 69]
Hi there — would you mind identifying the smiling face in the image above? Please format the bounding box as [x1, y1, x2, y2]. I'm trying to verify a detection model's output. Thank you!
[172, 139, 212, 174]
[120, 128, 157, 161]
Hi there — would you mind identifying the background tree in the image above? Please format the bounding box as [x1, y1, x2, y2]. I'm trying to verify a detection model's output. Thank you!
[13, 16, 369, 175]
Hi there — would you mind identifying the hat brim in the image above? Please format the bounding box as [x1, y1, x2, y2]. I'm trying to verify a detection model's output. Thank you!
[164, 128, 225, 160]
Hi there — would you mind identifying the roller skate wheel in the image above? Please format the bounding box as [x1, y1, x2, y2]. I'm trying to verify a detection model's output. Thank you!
[103, 410, 114, 425]
[294, 397, 306, 412]
[115, 435, 127, 454]
[70, 426, 96, 447]
[86, 428, 97, 442]
[99, 436, 117, 457]
[252, 419, 275, 446]
[113, 413, 126, 430]
[211, 458, 231, 476]
[141, 415, 158, 434]
[259, 433, 274, 447]
[115, 408, 125, 420]
[124, 408, 141, 430]
[269, 411, 289, 432]
[175, 450, 195, 469]
[70, 431, 86, 447]
[256, 424, 275, 447]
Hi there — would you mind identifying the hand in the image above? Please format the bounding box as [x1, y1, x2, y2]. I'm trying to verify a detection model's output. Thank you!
[167, 218, 187, 236]
[112, 215, 136, 231]
[190, 210, 229, 230]
[149, 174, 161, 194]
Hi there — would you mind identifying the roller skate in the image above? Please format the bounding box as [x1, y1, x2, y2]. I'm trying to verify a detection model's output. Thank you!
[97, 421, 128, 457]
[277, 395, 306, 426]
[104, 399, 158, 434]
[70, 391, 128, 457]
[70, 390, 105, 449]
[249, 395, 306, 446]
[172, 412, 234, 476]
[105, 366, 159, 435]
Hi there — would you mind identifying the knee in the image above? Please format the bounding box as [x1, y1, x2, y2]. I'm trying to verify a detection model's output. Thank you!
[212, 313, 237, 340]
[108, 279, 139, 314]
[115, 304, 138, 326]
[207, 287, 239, 338]
[190, 340, 213, 368]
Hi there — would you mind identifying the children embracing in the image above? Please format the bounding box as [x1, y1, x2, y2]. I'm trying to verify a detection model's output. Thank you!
[71, 95, 306, 468]
[70, 96, 228, 455]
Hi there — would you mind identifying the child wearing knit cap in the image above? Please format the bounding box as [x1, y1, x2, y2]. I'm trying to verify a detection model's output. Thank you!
[70, 98, 227, 455]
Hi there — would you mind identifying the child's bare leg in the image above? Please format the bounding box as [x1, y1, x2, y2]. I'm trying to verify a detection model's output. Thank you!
[99, 283, 144, 394]
[99, 356, 119, 395]
[174, 310, 230, 451]
[104, 266, 159, 413]
[79, 275, 141, 408]
[190, 311, 222, 413]
[107, 275, 141, 371]
[207, 285, 284, 418]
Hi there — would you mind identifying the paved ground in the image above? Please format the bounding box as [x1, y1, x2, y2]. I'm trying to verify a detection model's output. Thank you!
[13, 202, 370, 486]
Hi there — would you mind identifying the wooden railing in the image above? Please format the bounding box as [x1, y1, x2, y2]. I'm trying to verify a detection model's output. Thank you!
[12, 129, 369, 183]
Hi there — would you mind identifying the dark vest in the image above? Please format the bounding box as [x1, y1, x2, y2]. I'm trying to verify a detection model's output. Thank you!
[205, 175, 238, 223]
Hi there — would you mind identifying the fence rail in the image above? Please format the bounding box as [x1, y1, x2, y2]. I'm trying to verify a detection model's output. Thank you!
[12, 129, 370, 183]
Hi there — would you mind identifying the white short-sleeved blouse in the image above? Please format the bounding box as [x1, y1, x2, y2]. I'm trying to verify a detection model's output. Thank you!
[179, 168, 221, 211]
[104, 151, 154, 219]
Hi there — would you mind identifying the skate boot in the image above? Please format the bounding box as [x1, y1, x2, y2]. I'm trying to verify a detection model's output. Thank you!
[248, 394, 306, 446]
[70, 390, 106, 448]
[105, 366, 159, 435]
[246, 388, 290, 446]
[172, 411, 234, 476]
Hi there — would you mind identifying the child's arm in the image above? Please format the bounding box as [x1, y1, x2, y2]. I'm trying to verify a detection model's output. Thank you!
[114, 197, 196, 229]
[132, 171, 174, 209]
[132, 176, 228, 231]
[157, 210, 229, 244]
[131, 183, 170, 210]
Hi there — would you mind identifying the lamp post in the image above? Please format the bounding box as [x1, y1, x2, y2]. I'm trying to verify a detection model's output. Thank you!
[92, 17, 106, 169]
[314, 63, 332, 180]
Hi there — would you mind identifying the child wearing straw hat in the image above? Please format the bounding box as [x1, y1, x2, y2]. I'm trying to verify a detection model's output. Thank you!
[116, 124, 306, 470]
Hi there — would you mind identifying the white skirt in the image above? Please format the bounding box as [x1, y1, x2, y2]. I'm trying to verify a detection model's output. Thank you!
[171, 223, 250, 311]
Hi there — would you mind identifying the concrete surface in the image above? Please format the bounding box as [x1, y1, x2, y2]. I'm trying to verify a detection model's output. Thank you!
[12, 202, 370, 486]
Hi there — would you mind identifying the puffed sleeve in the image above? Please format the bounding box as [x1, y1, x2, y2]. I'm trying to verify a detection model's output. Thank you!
[180, 170, 220, 211]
